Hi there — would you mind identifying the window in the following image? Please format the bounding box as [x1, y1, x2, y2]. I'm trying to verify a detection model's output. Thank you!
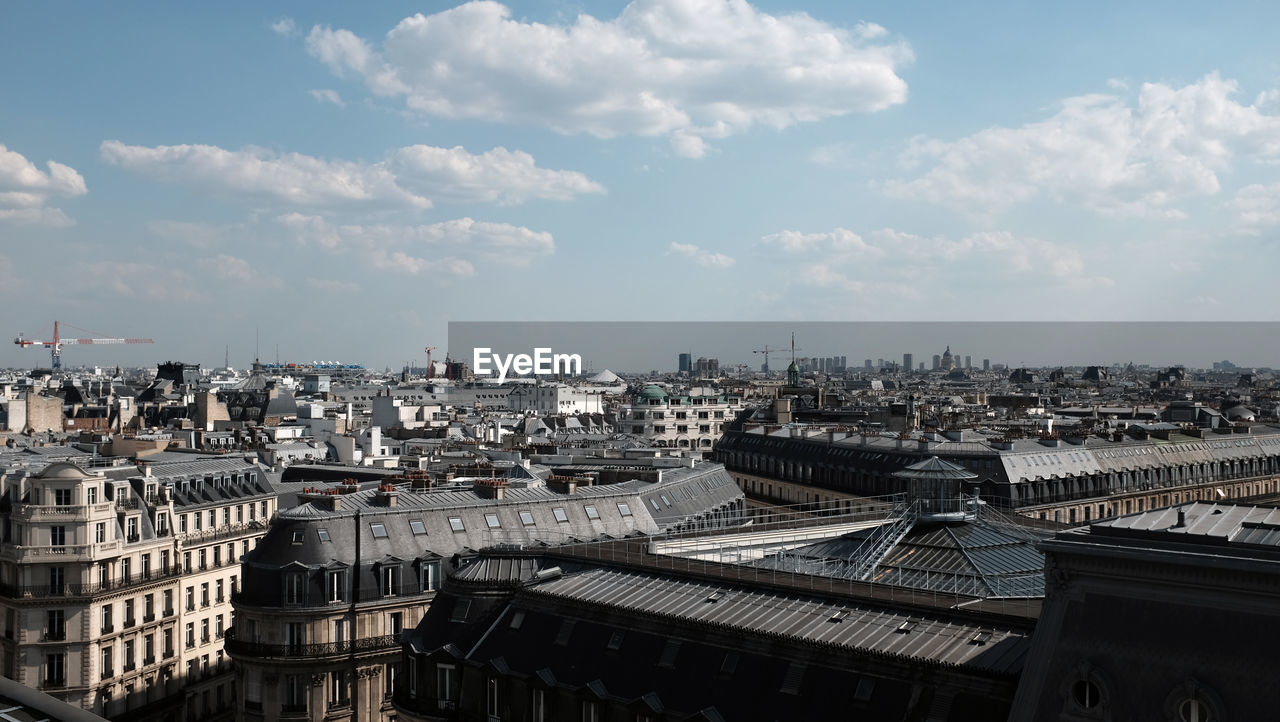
[216, 615, 224, 638]
[87, 487, 97, 504]
[50, 525, 65, 546]
[390, 612, 403, 636]
[183, 552, 191, 572]
[531, 689, 545, 722]
[1072, 680, 1100, 710]
[124, 599, 134, 626]
[437, 664, 457, 702]
[46, 610, 65, 640]
[584, 505, 600, 520]
[582, 701, 599, 722]
[208, 510, 216, 528]
[284, 622, 304, 652]
[163, 590, 173, 616]
[448, 517, 465, 532]
[409, 520, 426, 535]
[487, 678, 500, 717]
[121, 557, 131, 580]
[484, 513, 501, 529]
[96, 523, 106, 543]
[163, 629, 173, 657]
[381, 566, 400, 596]
[519, 510, 536, 526]
[46, 652, 65, 685]
[193, 512, 201, 531]
[144, 594, 154, 620]
[419, 562, 438, 592]
[179, 515, 188, 534]
[199, 549, 207, 569]
[216, 579, 224, 603]
[141, 554, 151, 579]
[291, 530, 304, 544]
[317, 528, 330, 542]
[370, 523, 388, 538]
[54, 488, 72, 506]
[126, 517, 138, 540]
[161, 550, 170, 574]
[616, 502, 632, 517]
[330, 671, 350, 707]
[101, 646, 113, 679]
[101, 604, 113, 633]
[284, 573, 303, 605]
[552, 507, 568, 523]
[125, 640, 135, 670]
[327, 571, 345, 603]
[201, 618, 209, 643]
[201, 583, 209, 607]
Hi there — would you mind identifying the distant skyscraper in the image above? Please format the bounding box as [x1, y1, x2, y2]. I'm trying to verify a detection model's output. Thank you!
[983, 358, 991, 371]
[903, 353, 913, 372]
[865, 359, 872, 370]
[678, 353, 692, 373]
[932, 354, 941, 370]
[965, 355, 972, 369]
[919, 362, 925, 372]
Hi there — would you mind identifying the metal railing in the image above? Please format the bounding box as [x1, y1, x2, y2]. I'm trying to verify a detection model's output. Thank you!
[223, 630, 406, 659]
[0, 566, 182, 600]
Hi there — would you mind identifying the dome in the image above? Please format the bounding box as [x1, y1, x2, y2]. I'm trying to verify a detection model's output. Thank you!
[637, 385, 668, 400]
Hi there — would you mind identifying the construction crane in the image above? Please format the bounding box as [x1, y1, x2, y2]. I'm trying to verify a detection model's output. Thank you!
[423, 346, 437, 379]
[14, 320, 153, 370]
[752, 344, 787, 374]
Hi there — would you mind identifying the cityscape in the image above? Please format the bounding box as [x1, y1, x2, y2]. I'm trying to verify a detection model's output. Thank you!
[4, 1, 1280, 721]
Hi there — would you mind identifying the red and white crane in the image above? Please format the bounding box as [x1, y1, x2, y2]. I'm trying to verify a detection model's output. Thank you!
[14, 320, 153, 370]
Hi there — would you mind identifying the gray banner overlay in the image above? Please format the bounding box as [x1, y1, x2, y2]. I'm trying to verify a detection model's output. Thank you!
[447, 322, 1280, 375]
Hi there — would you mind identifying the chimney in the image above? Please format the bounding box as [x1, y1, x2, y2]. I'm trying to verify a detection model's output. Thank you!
[1174, 508, 1186, 528]
[547, 475, 577, 495]
[376, 484, 399, 507]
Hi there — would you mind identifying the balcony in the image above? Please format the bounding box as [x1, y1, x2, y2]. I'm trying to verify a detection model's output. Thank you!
[13, 501, 115, 521]
[124, 663, 136, 672]
[101, 624, 114, 635]
[201, 635, 211, 644]
[0, 565, 181, 600]
[42, 677, 66, 690]
[144, 656, 156, 665]
[281, 703, 308, 716]
[125, 617, 136, 628]
[223, 630, 408, 659]
[42, 630, 67, 642]
[164, 607, 175, 617]
[101, 669, 114, 680]
[143, 614, 156, 623]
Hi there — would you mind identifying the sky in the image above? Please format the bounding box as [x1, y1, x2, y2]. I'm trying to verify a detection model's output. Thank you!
[3, 1, 1280, 370]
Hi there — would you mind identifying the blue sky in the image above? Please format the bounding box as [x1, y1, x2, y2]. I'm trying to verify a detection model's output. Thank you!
[3, 1, 1280, 370]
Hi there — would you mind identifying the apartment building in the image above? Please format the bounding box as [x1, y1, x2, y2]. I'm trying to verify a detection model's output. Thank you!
[227, 461, 744, 722]
[616, 385, 745, 450]
[0, 454, 277, 720]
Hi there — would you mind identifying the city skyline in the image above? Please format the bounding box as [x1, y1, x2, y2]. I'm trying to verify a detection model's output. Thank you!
[4, 1, 1280, 369]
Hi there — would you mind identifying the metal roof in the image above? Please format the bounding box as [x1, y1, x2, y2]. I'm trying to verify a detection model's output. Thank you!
[524, 566, 1030, 675]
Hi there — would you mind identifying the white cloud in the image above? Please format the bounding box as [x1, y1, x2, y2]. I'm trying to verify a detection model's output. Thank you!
[272, 18, 297, 36]
[80, 261, 204, 302]
[102, 140, 430, 210]
[276, 214, 554, 271]
[668, 242, 735, 268]
[760, 227, 881, 257]
[0, 144, 86, 226]
[102, 140, 602, 209]
[1227, 182, 1280, 233]
[309, 88, 346, 107]
[387, 145, 604, 204]
[870, 228, 1083, 277]
[886, 74, 1280, 220]
[199, 254, 281, 287]
[305, 0, 911, 156]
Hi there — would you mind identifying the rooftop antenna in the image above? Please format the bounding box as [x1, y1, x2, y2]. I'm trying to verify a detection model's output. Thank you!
[255, 326, 260, 363]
